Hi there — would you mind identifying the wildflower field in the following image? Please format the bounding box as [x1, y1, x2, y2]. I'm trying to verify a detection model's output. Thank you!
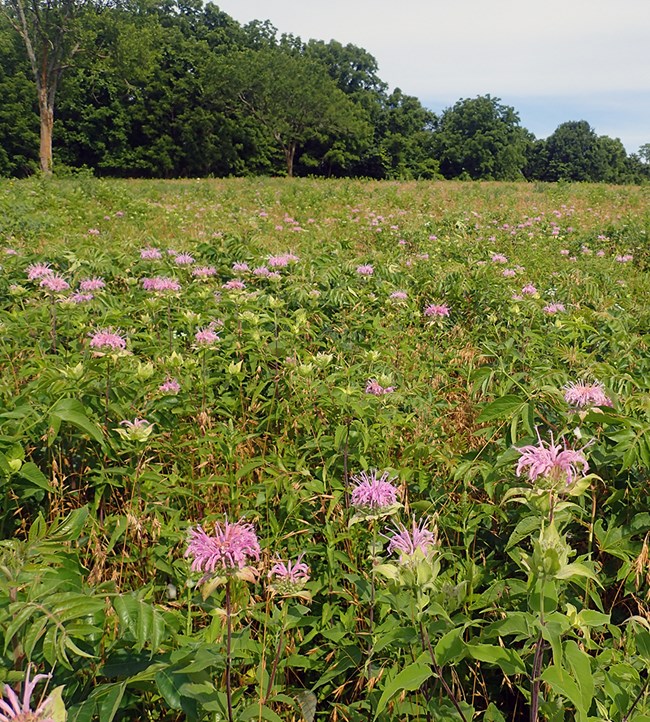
[1, 176, 650, 722]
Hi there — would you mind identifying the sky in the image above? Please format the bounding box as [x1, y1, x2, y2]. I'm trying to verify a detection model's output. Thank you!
[215, 0, 650, 153]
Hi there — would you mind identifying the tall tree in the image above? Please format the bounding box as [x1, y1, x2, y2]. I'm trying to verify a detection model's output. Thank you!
[541, 120, 608, 182]
[208, 47, 370, 177]
[0, 0, 98, 173]
[433, 95, 531, 180]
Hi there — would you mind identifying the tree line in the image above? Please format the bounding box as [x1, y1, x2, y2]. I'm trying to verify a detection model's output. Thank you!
[1, 0, 649, 182]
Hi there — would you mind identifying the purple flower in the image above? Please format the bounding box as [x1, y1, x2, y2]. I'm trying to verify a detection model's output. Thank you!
[174, 253, 195, 265]
[521, 284, 537, 296]
[502, 269, 516, 278]
[0, 666, 54, 722]
[424, 304, 450, 318]
[68, 292, 94, 304]
[88, 228, 100, 236]
[268, 254, 289, 268]
[253, 266, 271, 277]
[615, 254, 633, 263]
[185, 518, 261, 573]
[543, 303, 565, 314]
[390, 291, 408, 300]
[40, 274, 69, 292]
[26, 263, 54, 280]
[350, 470, 399, 510]
[387, 517, 438, 563]
[140, 247, 162, 260]
[89, 328, 126, 352]
[365, 379, 395, 396]
[268, 554, 310, 594]
[79, 277, 105, 292]
[195, 327, 219, 346]
[563, 381, 612, 409]
[516, 432, 589, 489]
[222, 279, 246, 290]
[159, 377, 180, 394]
[142, 277, 181, 293]
[560, 249, 570, 256]
[191, 266, 217, 278]
[232, 262, 250, 273]
[356, 264, 374, 276]
[491, 253, 508, 263]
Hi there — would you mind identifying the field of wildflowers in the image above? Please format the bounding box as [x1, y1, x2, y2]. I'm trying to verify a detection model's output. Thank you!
[0, 176, 649, 721]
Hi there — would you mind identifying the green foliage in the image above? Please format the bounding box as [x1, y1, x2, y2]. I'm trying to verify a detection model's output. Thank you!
[0, 178, 649, 720]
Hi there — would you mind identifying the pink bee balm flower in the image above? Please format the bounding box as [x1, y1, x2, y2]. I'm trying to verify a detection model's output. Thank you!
[502, 269, 516, 277]
[424, 304, 450, 318]
[0, 666, 54, 722]
[222, 279, 246, 290]
[268, 554, 310, 594]
[79, 277, 105, 292]
[40, 274, 69, 292]
[69, 292, 94, 304]
[159, 377, 180, 394]
[191, 266, 217, 278]
[563, 381, 612, 409]
[174, 253, 195, 265]
[253, 266, 270, 277]
[615, 254, 633, 263]
[89, 328, 126, 352]
[543, 303, 565, 314]
[350, 470, 399, 510]
[232, 262, 249, 273]
[142, 277, 181, 292]
[26, 263, 54, 280]
[390, 291, 407, 300]
[516, 433, 589, 489]
[195, 327, 219, 346]
[521, 284, 537, 295]
[140, 247, 162, 260]
[365, 379, 395, 396]
[560, 249, 570, 256]
[491, 253, 508, 263]
[87, 228, 100, 235]
[356, 264, 374, 276]
[267, 254, 289, 268]
[185, 518, 260, 573]
[387, 517, 438, 563]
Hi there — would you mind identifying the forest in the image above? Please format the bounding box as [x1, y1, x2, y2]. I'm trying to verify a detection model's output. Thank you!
[1, 0, 649, 182]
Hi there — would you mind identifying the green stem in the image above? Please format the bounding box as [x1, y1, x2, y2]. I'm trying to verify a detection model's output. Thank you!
[225, 578, 234, 722]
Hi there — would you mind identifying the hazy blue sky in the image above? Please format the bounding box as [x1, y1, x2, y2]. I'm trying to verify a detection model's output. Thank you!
[216, 0, 650, 152]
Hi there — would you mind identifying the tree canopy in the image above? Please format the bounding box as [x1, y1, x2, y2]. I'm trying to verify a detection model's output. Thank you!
[0, 0, 647, 182]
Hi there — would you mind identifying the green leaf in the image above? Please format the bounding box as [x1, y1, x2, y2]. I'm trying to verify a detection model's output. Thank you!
[18, 462, 52, 491]
[541, 665, 585, 716]
[434, 628, 466, 666]
[98, 683, 126, 722]
[477, 395, 525, 423]
[466, 644, 526, 675]
[374, 662, 433, 718]
[49, 398, 104, 445]
[565, 640, 593, 714]
[239, 703, 284, 722]
[39, 686, 67, 722]
[555, 562, 599, 583]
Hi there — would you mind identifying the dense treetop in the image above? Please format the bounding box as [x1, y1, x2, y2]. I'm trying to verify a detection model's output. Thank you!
[0, 0, 648, 181]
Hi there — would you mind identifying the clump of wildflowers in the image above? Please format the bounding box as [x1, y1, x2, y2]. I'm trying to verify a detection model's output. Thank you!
[26, 263, 53, 280]
[424, 303, 450, 318]
[356, 264, 374, 276]
[195, 325, 220, 347]
[191, 266, 217, 278]
[79, 277, 105, 292]
[142, 277, 181, 293]
[40, 275, 69, 293]
[116, 418, 154, 443]
[140, 247, 162, 260]
[89, 328, 127, 354]
[159, 377, 180, 394]
[268, 554, 311, 597]
[365, 379, 395, 396]
[174, 253, 195, 265]
[387, 517, 438, 565]
[516, 432, 589, 492]
[563, 380, 612, 409]
[185, 517, 261, 576]
[543, 303, 565, 314]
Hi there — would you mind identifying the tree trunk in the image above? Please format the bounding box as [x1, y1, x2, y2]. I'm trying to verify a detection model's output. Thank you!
[38, 89, 54, 175]
[285, 143, 296, 177]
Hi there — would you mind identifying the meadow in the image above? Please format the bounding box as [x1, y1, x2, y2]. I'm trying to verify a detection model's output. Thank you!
[0, 176, 649, 722]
